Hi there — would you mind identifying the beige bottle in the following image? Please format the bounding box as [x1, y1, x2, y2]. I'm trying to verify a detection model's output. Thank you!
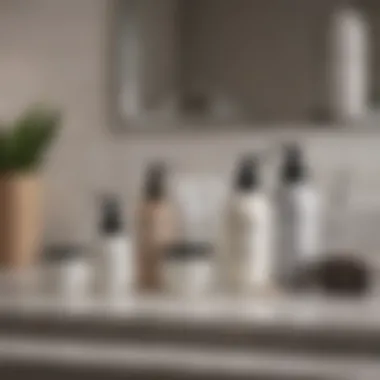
[223, 156, 273, 293]
[136, 163, 176, 292]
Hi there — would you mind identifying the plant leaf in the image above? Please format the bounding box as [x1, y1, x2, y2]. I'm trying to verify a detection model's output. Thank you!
[0, 106, 61, 173]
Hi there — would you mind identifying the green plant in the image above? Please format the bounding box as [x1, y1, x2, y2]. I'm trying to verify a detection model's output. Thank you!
[0, 106, 61, 173]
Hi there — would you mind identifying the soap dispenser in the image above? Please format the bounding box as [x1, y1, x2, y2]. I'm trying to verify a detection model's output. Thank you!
[276, 143, 321, 288]
[224, 155, 273, 293]
[95, 195, 134, 297]
[136, 162, 177, 292]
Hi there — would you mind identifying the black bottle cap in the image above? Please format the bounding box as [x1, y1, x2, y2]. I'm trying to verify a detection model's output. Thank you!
[43, 245, 86, 263]
[281, 143, 307, 184]
[165, 241, 213, 261]
[99, 196, 123, 235]
[144, 162, 166, 201]
[234, 155, 259, 192]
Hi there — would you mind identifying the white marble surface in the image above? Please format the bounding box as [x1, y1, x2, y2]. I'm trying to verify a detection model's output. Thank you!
[0, 264, 379, 329]
[0, 291, 379, 334]
[0, 268, 379, 379]
[0, 291, 379, 379]
[0, 335, 376, 380]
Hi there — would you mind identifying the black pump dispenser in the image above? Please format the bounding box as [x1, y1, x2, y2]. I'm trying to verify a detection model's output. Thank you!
[235, 155, 259, 192]
[144, 163, 166, 201]
[100, 196, 123, 235]
[281, 144, 307, 184]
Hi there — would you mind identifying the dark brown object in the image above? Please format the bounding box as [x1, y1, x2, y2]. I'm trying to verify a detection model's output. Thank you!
[315, 255, 370, 296]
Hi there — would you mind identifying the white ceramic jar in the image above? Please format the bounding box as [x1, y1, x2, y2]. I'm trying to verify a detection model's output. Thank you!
[44, 246, 91, 298]
[163, 243, 214, 297]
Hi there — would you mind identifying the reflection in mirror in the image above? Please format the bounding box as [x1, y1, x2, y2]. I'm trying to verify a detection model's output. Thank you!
[114, 0, 373, 130]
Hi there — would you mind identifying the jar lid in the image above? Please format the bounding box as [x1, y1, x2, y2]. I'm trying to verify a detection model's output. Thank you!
[43, 245, 87, 263]
[165, 241, 213, 261]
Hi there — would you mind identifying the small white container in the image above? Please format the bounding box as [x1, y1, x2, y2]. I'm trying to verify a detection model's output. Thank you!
[163, 243, 214, 297]
[44, 246, 91, 298]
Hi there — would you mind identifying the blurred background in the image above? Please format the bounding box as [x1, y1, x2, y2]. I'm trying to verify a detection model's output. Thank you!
[0, 0, 378, 247]
[0, 0, 378, 249]
[1, 0, 380, 379]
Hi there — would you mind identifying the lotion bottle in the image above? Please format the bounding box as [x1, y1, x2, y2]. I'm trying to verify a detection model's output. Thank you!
[224, 155, 273, 293]
[95, 196, 134, 297]
[276, 144, 321, 287]
[136, 163, 176, 292]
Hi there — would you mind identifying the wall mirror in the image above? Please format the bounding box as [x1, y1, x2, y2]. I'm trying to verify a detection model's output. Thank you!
[114, 0, 375, 131]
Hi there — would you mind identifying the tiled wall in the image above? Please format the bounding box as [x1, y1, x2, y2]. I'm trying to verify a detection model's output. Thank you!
[1, 0, 380, 255]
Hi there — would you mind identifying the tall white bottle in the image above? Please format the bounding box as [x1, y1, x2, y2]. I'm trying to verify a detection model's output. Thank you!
[224, 156, 273, 293]
[276, 144, 321, 287]
[95, 196, 134, 298]
[329, 5, 369, 122]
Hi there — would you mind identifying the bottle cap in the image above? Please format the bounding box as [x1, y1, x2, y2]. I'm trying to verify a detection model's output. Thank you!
[234, 155, 259, 192]
[165, 242, 213, 261]
[144, 162, 167, 200]
[99, 195, 123, 234]
[43, 245, 86, 263]
[281, 143, 307, 183]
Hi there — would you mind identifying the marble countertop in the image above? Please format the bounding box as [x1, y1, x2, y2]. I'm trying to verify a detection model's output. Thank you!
[0, 294, 378, 379]
[0, 293, 378, 329]
[0, 265, 379, 380]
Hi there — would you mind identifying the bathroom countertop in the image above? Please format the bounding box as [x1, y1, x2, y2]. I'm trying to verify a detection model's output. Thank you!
[0, 294, 379, 379]
[0, 334, 378, 380]
[0, 293, 379, 346]
[1, 266, 380, 379]
[0, 292, 379, 333]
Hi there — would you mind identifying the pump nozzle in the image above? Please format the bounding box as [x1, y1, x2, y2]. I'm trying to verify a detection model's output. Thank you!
[235, 155, 259, 191]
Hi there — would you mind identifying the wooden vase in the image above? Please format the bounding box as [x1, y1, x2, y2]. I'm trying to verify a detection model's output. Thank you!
[0, 174, 42, 268]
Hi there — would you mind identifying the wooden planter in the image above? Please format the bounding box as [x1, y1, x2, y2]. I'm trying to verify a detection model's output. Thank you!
[0, 174, 42, 268]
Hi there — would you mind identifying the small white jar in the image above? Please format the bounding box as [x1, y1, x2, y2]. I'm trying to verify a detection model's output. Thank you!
[163, 243, 214, 297]
[44, 246, 91, 298]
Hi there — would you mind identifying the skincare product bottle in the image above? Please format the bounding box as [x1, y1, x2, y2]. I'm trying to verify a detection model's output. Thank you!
[96, 196, 133, 297]
[276, 144, 321, 287]
[224, 155, 273, 293]
[136, 163, 176, 292]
